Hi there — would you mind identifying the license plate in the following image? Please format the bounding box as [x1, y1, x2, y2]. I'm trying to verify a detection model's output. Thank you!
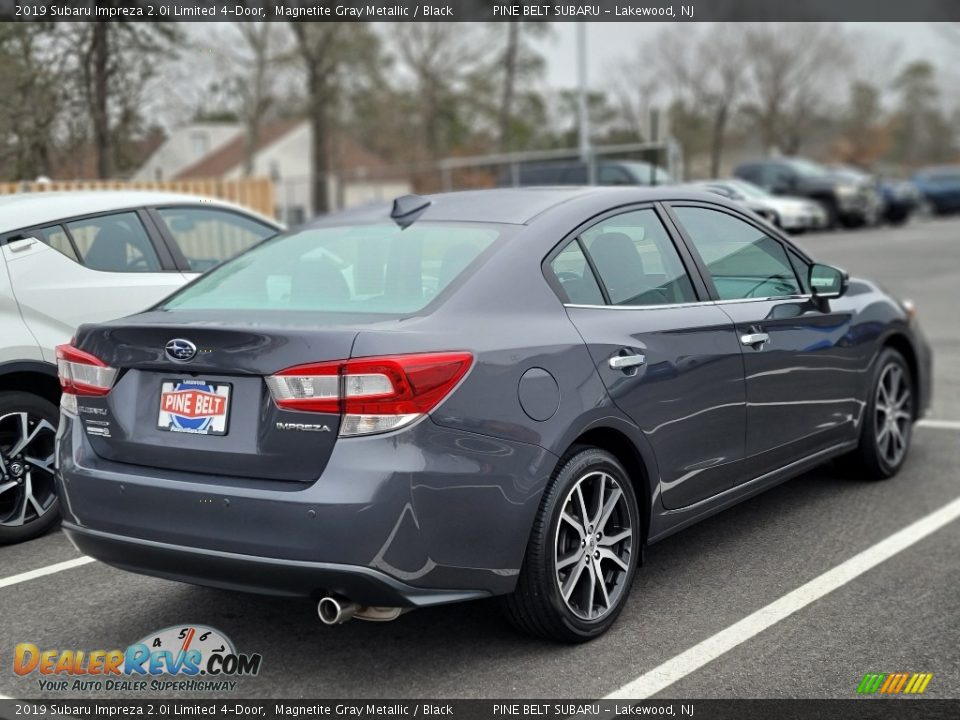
[157, 380, 231, 435]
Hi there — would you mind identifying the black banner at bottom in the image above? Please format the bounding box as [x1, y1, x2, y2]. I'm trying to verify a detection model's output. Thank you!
[1, 699, 958, 720]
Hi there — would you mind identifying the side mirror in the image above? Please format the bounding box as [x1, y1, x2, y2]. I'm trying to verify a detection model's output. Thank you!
[809, 263, 848, 299]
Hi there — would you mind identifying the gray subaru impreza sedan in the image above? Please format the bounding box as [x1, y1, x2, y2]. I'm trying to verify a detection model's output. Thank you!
[56, 187, 931, 642]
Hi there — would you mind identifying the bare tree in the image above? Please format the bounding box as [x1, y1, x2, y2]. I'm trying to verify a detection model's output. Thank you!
[393, 24, 490, 160]
[496, 21, 549, 152]
[289, 17, 378, 214]
[66, 14, 179, 178]
[617, 24, 746, 177]
[741, 23, 850, 155]
[208, 22, 295, 176]
[0, 25, 65, 179]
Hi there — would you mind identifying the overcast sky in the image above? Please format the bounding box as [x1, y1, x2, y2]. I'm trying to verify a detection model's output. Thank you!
[538, 22, 958, 94]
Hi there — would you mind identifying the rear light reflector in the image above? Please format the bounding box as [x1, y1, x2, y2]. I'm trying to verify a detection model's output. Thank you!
[56, 344, 118, 409]
[264, 362, 340, 413]
[266, 352, 473, 437]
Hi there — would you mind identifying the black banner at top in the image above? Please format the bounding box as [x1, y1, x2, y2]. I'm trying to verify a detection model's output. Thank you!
[2, 0, 960, 22]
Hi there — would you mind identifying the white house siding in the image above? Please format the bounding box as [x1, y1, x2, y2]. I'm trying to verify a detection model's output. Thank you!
[134, 123, 243, 181]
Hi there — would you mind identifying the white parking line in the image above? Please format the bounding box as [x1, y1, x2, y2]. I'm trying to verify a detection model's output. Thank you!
[0, 556, 95, 591]
[606, 494, 960, 699]
[918, 418, 960, 431]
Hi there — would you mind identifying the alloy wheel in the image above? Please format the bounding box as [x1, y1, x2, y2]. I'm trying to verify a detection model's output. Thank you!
[554, 470, 633, 620]
[874, 363, 912, 468]
[0, 412, 57, 527]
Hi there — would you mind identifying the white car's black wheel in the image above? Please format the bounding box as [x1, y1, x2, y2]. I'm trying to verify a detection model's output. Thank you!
[0, 392, 60, 544]
[502, 447, 640, 642]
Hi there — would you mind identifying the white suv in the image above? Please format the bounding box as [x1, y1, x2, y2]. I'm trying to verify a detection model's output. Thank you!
[0, 191, 280, 543]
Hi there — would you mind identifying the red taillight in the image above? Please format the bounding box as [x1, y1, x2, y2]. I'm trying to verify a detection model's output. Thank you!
[56, 344, 118, 397]
[266, 352, 473, 436]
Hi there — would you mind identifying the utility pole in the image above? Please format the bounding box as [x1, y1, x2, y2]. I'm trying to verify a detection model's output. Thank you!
[576, 23, 594, 184]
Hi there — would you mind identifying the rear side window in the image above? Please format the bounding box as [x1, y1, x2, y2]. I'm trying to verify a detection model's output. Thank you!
[580, 209, 697, 306]
[165, 223, 501, 314]
[548, 241, 604, 305]
[66, 212, 161, 273]
[157, 207, 275, 273]
[35, 225, 79, 262]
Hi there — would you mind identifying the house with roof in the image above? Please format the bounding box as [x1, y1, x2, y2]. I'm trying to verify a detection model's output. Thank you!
[136, 120, 411, 224]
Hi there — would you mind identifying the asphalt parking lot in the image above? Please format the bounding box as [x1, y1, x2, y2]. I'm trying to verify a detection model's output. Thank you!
[2, 217, 958, 701]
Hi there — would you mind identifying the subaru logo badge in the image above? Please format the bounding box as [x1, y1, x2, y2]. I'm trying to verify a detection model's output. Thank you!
[165, 338, 197, 362]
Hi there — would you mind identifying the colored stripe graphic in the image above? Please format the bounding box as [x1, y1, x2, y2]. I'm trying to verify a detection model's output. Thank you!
[858, 672, 933, 695]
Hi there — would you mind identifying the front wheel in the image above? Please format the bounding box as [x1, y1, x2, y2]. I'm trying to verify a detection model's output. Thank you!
[0, 392, 61, 545]
[501, 447, 640, 642]
[843, 349, 914, 480]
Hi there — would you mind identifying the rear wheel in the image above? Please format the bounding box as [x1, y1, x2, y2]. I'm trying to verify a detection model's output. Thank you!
[502, 447, 640, 642]
[843, 349, 914, 480]
[0, 392, 60, 545]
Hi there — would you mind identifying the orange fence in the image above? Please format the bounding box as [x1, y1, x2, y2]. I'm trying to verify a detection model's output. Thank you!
[0, 177, 276, 218]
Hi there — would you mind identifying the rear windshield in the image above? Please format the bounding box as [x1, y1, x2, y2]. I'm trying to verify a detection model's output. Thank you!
[163, 222, 502, 314]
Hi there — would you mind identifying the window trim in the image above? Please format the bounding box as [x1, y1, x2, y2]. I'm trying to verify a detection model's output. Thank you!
[662, 200, 809, 304]
[146, 205, 281, 273]
[0, 207, 178, 273]
[541, 201, 711, 309]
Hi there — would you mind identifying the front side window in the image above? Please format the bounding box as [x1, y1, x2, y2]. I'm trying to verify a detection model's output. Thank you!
[157, 207, 276, 273]
[672, 206, 801, 300]
[66, 212, 161, 273]
[580, 209, 697, 306]
[164, 222, 502, 314]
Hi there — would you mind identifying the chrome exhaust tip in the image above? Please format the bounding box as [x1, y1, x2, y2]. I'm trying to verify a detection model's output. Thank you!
[317, 595, 359, 625]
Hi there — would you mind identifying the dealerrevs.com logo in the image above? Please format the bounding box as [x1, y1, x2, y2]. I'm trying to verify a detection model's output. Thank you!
[14, 625, 262, 693]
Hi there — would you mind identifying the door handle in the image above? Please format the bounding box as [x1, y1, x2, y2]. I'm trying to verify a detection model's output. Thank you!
[609, 353, 646, 370]
[740, 332, 770, 347]
[7, 237, 36, 253]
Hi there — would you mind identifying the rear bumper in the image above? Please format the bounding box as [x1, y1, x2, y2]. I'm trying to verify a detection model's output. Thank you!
[62, 522, 485, 607]
[57, 413, 556, 604]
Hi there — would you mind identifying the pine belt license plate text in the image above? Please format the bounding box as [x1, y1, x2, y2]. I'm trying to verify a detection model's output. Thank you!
[157, 380, 231, 435]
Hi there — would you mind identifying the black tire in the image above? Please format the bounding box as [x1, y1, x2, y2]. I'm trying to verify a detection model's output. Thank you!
[501, 447, 641, 643]
[0, 391, 61, 545]
[843, 349, 914, 481]
[821, 199, 840, 230]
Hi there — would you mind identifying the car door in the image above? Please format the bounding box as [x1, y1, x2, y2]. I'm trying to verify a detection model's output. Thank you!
[148, 205, 278, 275]
[667, 203, 861, 480]
[547, 205, 747, 509]
[1, 211, 185, 361]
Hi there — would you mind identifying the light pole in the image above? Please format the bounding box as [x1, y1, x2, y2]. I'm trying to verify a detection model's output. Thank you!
[576, 23, 594, 183]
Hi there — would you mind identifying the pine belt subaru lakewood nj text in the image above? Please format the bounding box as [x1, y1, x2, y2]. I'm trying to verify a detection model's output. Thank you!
[56, 188, 932, 642]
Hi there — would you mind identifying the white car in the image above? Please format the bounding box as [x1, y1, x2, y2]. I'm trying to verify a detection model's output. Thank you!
[0, 191, 280, 543]
[692, 179, 827, 233]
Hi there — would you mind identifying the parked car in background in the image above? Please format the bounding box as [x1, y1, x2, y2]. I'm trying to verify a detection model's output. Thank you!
[57, 188, 930, 642]
[689, 179, 827, 233]
[827, 165, 919, 226]
[501, 159, 672, 187]
[878, 179, 922, 225]
[0, 191, 280, 544]
[912, 165, 960, 215]
[733, 157, 881, 229]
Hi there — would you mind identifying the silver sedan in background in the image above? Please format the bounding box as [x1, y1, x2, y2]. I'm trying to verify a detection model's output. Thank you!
[691, 179, 827, 233]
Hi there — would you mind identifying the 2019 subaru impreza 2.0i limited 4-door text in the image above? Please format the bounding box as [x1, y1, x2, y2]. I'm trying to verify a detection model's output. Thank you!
[56, 188, 931, 642]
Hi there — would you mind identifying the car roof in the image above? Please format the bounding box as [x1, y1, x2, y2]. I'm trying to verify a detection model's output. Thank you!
[0, 190, 276, 235]
[309, 186, 722, 227]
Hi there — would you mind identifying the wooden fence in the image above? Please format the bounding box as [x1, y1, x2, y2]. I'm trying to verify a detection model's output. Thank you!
[0, 177, 276, 218]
